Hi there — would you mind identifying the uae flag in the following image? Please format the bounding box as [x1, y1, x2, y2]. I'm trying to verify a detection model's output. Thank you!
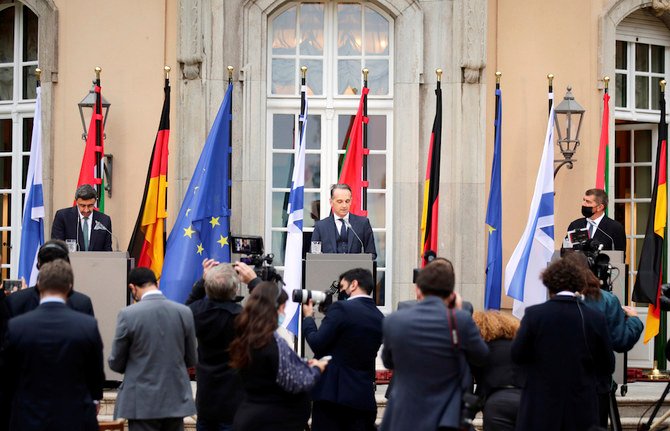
[128, 78, 170, 278]
[632, 84, 667, 343]
[339, 87, 369, 216]
[420, 85, 442, 266]
[77, 80, 105, 208]
[595, 88, 610, 192]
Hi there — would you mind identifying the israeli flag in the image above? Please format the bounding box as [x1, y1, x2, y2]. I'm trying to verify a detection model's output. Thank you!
[282, 85, 308, 335]
[18, 87, 45, 285]
[504, 103, 555, 319]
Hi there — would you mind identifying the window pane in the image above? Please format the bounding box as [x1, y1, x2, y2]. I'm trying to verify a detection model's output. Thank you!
[368, 153, 386, 189]
[635, 75, 649, 109]
[305, 153, 321, 188]
[272, 191, 289, 227]
[614, 202, 626, 233]
[0, 119, 11, 152]
[273, 114, 295, 150]
[364, 7, 389, 55]
[305, 114, 320, 150]
[368, 192, 385, 227]
[374, 268, 385, 306]
[652, 44, 664, 73]
[338, 59, 361, 95]
[615, 73, 627, 108]
[616, 41, 627, 70]
[22, 117, 32, 152]
[615, 129, 631, 163]
[636, 202, 650, 235]
[635, 238, 644, 272]
[338, 114, 354, 150]
[272, 7, 296, 55]
[22, 5, 38, 62]
[368, 115, 387, 150]
[22, 66, 36, 100]
[303, 192, 320, 228]
[652, 77, 662, 109]
[366, 59, 389, 95]
[272, 153, 293, 188]
[0, 7, 14, 63]
[0, 157, 11, 189]
[22, 155, 28, 188]
[633, 166, 651, 198]
[338, 4, 362, 55]
[0, 67, 13, 101]
[303, 59, 323, 95]
[271, 230, 287, 266]
[299, 3, 324, 55]
[374, 231, 385, 267]
[636, 43, 649, 71]
[272, 59, 296, 95]
[633, 130, 651, 162]
[614, 166, 630, 199]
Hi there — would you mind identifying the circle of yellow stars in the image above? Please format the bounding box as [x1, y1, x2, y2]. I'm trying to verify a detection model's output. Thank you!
[183, 216, 229, 255]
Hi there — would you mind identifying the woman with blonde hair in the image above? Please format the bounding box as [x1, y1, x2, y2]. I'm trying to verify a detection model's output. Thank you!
[472, 310, 524, 431]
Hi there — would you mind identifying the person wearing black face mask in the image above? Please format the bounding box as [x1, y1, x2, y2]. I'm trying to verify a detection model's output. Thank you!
[566, 188, 626, 258]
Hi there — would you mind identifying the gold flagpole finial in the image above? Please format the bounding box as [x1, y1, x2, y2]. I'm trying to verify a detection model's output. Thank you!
[495, 71, 502, 84]
[436, 68, 443, 82]
[95, 67, 102, 80]
[35, 68, 42, 81]
[362, 68, 369, 81]
[603, 76, 610, 90]
[662, 80, 667, 92]
[547, 73, 554, 85]
[301, 66, 307, 79]
[227, 66, 234, 81]
[164, 66, 171, 79]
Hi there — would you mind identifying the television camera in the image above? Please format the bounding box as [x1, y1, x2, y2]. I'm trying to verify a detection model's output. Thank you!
[230, 235, 282, 283]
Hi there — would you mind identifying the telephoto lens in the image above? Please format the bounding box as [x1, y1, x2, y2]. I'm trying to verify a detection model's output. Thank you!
[292, 289, 328, 304]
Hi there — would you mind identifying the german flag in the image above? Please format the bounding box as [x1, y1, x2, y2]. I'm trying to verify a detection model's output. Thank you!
[632, 81, 667, 343]
[420, 84, 442, 266]
[128, 77, 170, 278]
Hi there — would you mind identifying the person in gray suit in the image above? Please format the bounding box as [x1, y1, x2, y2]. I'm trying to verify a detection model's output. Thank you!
[380, 258, 489, 431]
[109, 268, 197, 431]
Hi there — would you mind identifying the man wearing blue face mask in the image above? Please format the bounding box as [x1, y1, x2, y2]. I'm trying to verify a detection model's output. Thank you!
[566, 188, 626, 259]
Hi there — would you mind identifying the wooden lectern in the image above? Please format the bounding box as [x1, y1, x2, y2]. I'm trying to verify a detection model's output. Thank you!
[69, 251, 132, 383]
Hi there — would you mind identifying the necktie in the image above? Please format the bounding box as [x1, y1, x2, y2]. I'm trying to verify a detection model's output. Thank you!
[588, 221, 595, 238]
[339, 218, 347, 240]
[83, 217, 89, 251]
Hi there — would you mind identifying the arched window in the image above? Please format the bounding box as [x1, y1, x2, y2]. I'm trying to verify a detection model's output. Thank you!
[267, 1, 393, 305]
[0, 1, 38, 279]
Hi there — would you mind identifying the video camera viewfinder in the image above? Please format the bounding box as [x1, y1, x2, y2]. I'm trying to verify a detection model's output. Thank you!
[230, 235, 264, 255]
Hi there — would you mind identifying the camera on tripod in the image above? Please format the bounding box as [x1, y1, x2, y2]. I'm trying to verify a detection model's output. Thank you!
[564, 228, 616, 291]
[230, 235, 282, 283]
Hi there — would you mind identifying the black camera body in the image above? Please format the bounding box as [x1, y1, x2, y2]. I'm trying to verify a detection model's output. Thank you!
[571, 239, 613, 291]
[231, 235, 282, 283]
[460, 392, 483, 429]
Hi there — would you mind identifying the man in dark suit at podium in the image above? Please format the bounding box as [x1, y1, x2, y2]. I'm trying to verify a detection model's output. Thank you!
[566, 189, 626, 258]
[311, 184, 376, 259]
[6, 240, 94, 318]
[2, 259, 104, 431]
[51, 184, 112, 252]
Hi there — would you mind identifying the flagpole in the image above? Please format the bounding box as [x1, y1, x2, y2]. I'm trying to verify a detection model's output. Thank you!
[547, 73, 554, 115]
[362, 68, 369, 214]
[227, 66, 234, 210]
[298, 65, 307, 356]
[94, 67, 103, 204]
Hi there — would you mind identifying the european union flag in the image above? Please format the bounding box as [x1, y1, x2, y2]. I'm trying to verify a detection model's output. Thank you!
[161, 83, 232, 303]
[484, 87, 502, 310]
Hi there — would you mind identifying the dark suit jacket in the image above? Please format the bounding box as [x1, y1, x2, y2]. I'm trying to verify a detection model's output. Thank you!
[303, 296, 383, 412]
[311, 214, 376, 259]
[2, 302, 104, 431]
[188, 297, 244, 423]
[51, 206, 112, 251]
[511, 296, 614, 431]
[566, 215, 626, 258]
[380, 296, 488, 431]
[6, 287, 94, 318]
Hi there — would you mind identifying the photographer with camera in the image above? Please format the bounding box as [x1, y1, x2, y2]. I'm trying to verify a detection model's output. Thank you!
[302, 268, 383, 431]
[512, 256, 614, 431]
[380, 258, 488, 431]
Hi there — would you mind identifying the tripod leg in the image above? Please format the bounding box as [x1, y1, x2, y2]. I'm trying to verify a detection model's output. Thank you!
[642, 381, 670, 431]
[609, 387, 623, 431]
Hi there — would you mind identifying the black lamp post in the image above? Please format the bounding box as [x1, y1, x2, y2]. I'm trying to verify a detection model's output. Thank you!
[553, 86, 585, 177]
